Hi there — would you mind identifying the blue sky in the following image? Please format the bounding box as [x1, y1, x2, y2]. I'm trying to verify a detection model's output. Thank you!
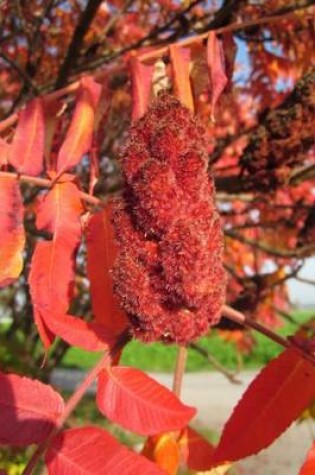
[287, 258, 315, 306]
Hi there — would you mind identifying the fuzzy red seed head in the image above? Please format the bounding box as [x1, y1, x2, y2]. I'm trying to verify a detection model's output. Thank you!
[111, 92, 226, 344]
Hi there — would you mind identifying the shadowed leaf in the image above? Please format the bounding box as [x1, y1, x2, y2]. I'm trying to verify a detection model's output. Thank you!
[86, 205, 128, 334]
[0, 372, 64, 446]
[207, 32, 228, 120]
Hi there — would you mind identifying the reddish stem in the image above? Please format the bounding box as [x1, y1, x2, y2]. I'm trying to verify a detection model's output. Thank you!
[222, 304, 315, 366]
[172, 345, 187, 398]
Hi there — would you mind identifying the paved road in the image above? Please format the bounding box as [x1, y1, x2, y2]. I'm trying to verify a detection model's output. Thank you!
[51, 369, 314, 474]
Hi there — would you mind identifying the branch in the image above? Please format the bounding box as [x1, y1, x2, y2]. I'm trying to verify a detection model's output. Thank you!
[137, 5, 315, 63]
[0, 52, 38, 94]
[0, 171, 104, 207]
[225, 229, 315, 258]
[189, 342, 241, 384]
[55, 0, 104, 88]
[222, 304, 315, 366]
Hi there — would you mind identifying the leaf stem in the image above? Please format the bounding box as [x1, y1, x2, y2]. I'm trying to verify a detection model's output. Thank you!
[22, 330, 131, 475]
[172, 345, 187, 398]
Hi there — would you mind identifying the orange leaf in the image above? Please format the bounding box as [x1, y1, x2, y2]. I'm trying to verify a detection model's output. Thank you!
[131, 57, 154, 121]
[57, 77, 101, 174]
[207, 32, 228, 120]
[142, 433, 180, 475]
[299, 442, 315, 475]
[179, 426, 215, 471]
[96, 366, 196, 435]
[213, 348, 315, 465]
[9, 98, 45, 175]
[0, 176, 25, 287]
[170, 45, 194, 111]
[86, 205, 128, 334]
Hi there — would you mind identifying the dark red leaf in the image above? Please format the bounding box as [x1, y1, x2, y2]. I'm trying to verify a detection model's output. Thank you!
[299, 442, 315, 475]
[9, 98, 45, 175]
[0, 372, 64, 446]
[96, 366, 196, 435]
[0, 176, 25, 287]
[213, 348, 315, 465]
[45, 426, 164, 474]
[86, 206, 128, 334]
[179, 426, 215, 471]
[207, 31, 228, 120]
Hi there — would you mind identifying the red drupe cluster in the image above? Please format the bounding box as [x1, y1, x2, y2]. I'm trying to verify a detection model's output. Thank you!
[111, 93, 226, 344]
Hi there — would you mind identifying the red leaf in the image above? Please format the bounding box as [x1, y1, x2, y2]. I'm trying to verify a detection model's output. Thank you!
[45, 426, 164, 474]
[30, 240, 77, 317]
[43, 311, 117, 351]
[35, 179, 83, 239]
[57, 77, 101, 174]
[9, 98, 44, 175]
[86, 205, 128, 334]
[0, 176, 25, 287]
[213, 348, 315, 465]
[179, 426, 215, 471]
[170, 45, 194, 111]
[0, 372, 64, 446]
[222, 32, 237, 91]
[96, 366, 196, 435]
[300, 442, 315, 475]
[131, 57, 154, 121]
[29, 182, 83, 348]
[207, 31, 228, 120]
[0, 138, 9, 166]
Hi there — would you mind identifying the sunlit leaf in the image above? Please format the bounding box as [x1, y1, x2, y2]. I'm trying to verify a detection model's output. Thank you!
[9, 98, 45, 176]
[57, 76, 101, 173]
[213, 348, 315, 465]
[96, 366, 196, 435]
[45, 426, 164, 474]
[0, 176, 25, 287]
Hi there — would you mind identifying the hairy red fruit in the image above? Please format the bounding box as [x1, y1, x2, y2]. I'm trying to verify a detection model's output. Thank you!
[112, 93, 226, 344]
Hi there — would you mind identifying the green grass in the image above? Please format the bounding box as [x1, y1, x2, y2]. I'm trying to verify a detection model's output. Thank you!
[61, 309, 314, 372]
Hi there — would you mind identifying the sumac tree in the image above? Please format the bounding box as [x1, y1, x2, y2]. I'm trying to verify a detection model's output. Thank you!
[0, 1, 314, 473]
